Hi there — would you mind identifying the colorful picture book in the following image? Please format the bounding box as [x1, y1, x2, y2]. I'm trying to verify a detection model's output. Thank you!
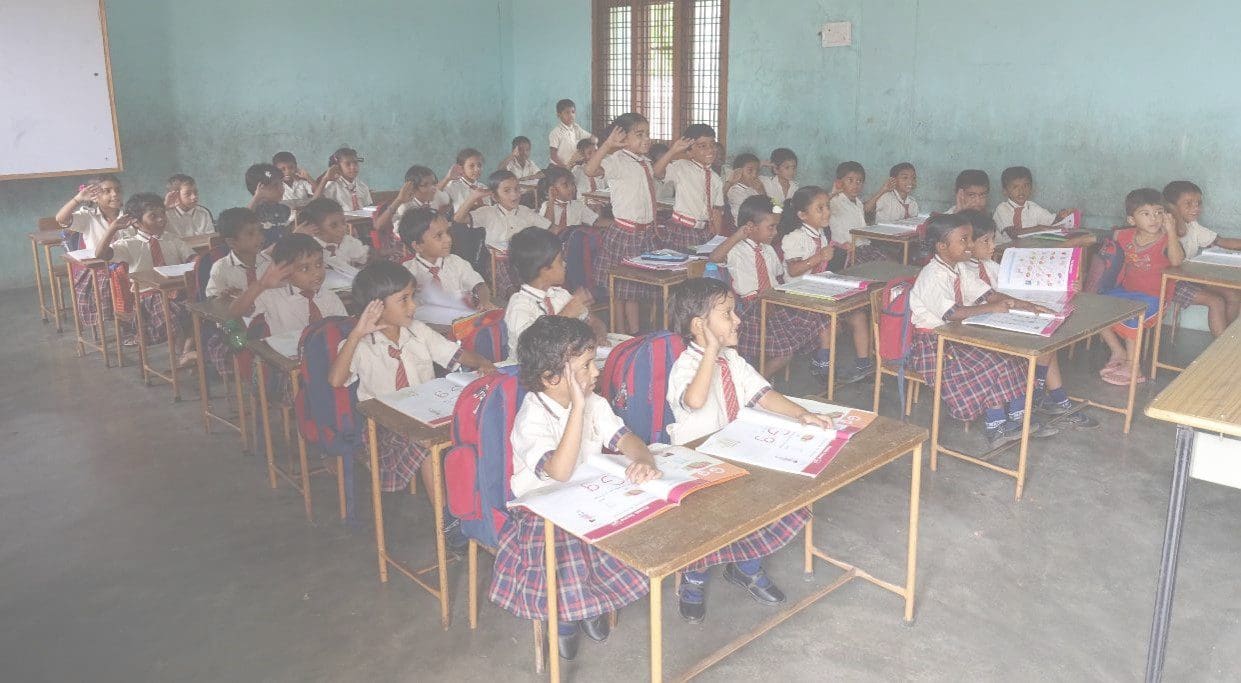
[375, 371, 479, 427]
[695, 403, 874, 477]
[507, 445, 748, 542]
[775, 273, 871, 300]
[992, 247, 1081, 313]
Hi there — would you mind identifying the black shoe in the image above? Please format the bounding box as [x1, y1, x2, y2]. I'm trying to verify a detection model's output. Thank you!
[1027, 419, 1059, 439]
[557, 628, 580, 661]
[837, 363, 874, 385]
[442, 515, 468, 551]
[722, 563, 786, 606]
[677, 581, 706, 623]
[581, 614, 611, 642]
[1037, 399, 1100, 430]
[1060, 411, 1099, 429]
[984, 422, 1024, 449]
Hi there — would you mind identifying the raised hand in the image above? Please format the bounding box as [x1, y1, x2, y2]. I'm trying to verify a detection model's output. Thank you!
[601, 126, 626, 152]
[258, 262, 294, 290]
[74, 183, 101, 204]
[352, 299, 386, 336]
[564, 362, 585, 408]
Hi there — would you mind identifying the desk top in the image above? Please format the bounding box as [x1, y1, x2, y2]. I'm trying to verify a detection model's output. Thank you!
[935, 293, 1144, 356]
[1001, 228, 1109, 252]
[246, 338, 301, 373]
[183, 233, 218, 252]
[850, 227, 918, 242]
[356, 399, 454, 449]
[592, 416, 927, 577]
[610, 261, 704, 285]
[760, 261, 922, 313]
[1146, 318, 1241, 437]
[1163, 261, 1241, 288]
[186, 297, 238, 325]
[62, 251, 105, 267]
[28, 229, 64, 245]
[129, 269, 188, 292]
[841, 261, 923, 283]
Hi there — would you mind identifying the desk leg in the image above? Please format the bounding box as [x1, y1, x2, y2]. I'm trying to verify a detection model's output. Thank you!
[758, 300, 768, 376]
[163, 293, 180, 401]
[367, 417, 388, 583]
[930, 336, 946, 471]
[432, 445, 451, 629]
[1014, 356, 1037, 500]
[1126, 313, 1146, 434]
[68, 264, 85, 356]
[826, 313, 839, 401]
[257, 363, 277, 489]
[545, 518, 560, 683]
[46, 245, 65, 333]
[31, 240, 47, 323]
[1150, 275, 1169, 381]
[92, 269, 111, 368]
[135, 289, 150, 381]
[192, 313, 210, 432]
[661, 284, 670, 331]
[292, 369, 312, 521]
[1145, 425, 1194, 683]
[901, 241, 909, 266]
[234, 354, 249, 452]
[650, 574, 663, 683]
[609, 273, 618, 333]
[905, 443, 923, 623]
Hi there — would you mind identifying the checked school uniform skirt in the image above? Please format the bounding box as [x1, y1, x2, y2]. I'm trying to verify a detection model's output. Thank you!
[72, 264, 114, 327]
[683, 508, 810, 573]
[1172, 280, 1203, 308]
[136, 292, 190, 347]
[489, 509, 649, 622]
[594, 225, 659, 301]
[657, 218, 714, 253]
[907, 331, 1025, 421]
[735, 294, 829, 361]
[363, 424, 431, 493]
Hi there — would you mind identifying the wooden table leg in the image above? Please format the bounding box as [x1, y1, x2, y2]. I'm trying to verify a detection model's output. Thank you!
[163, 292, 180, 400]
[432, 444, 451, 629]
[92, 267, 111, 367]
[1150, 274, 1169, 381]
[1126, 312, 1146, 434]
[930, 336, 946, 471]
[1144, 425, 1194, 683]
[649, 573, 663, 683]
[826, 313, 839, 401]
[1014, 355, 1037, 500]
[257, 363, 277, 489]
[609, 273, 618, 332]
[192, 313, 210, 432]
[30, 239, 47, 323]
[68, 264, 86, 357]
[904, 443, 923, 623]
[135, 288, 150, 382]
[901, 241, 909, 266]
[234, 354, 249, 452]
[545, 518, 560, 683]
[367, 417, 389, 583]
[758, 300, 768, 376]
[45, 245, 65, 333]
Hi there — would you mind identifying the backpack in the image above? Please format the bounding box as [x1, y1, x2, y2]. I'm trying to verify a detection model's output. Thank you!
[189, 245, 229, 302]
[875, 277, 918, 417]
[453, 309, 508, 362]
[443, 365, 526, 548]
[563, 225, 609, 302]
[598, 331, 686, 444]
[1084, 230, 1124, 294]
[368, 201, 392, 252]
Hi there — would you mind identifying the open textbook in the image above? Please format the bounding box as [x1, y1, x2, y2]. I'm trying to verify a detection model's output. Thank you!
[872, 215, 929, 233]
[961, 247, 1080, 336]
[775, 272, 871, 300]
[1189, 246, 1241, 268]
[153, 262, 195, 278]
[375, 371, 480, 427]
[695, 402, 875, 477]
[962, 308, 1070, 336]
[323, 262, 358, 292]
[1019, 209, 1084, 238]
[507, 445, 748, 542]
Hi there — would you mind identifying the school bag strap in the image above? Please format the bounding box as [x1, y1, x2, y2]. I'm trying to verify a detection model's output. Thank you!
[598, 331, 686, 444]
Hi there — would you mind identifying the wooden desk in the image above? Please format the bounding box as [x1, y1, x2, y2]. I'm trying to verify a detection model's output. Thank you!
[608, 260, 706, 332]
[998, 227, 1107, 252]
[931, 294, 1146, 499]
[355, 399, 456, 629]
[758, 262, 920, 400]
[129, 270, 192, 401]
[248, 338, 324, 522]
[186, 298, 250, 450]
[540, 416, 928, 682]
[182, 233, 219, 253]
[1150, 261, 1241, 379]
[63, 251, 114, 367]
[849, 227, 918, 265]
[28, 230, 68, 331]
[1143, 318, 1241, 682]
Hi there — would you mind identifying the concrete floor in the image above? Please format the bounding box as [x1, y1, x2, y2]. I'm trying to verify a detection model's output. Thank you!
[2, 286, 1239, 683]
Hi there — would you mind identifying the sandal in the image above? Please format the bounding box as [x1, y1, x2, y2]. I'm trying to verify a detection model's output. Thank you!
[1101, 364, 1145, 386]
[1098, 359, 1126, 378]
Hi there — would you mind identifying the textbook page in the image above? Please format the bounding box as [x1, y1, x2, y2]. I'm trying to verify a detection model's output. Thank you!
[775, 272, 871, 300]
[695, 406, 869, 477]
[376, 376, 466, 427]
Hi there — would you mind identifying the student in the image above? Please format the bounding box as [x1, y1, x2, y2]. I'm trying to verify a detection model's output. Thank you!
[374, 165, 453, 242]
[503, 227, 606, 357]
[548, 98, 595, 168]
[204, 207, 270, 300]
[397, 206, 494, 311]
[960, 210, 1097, 428]
[1097, 189, 1185, 385]
[1164, 180, 1241, 335]
[443, 148, 489, 211]
[272, 152, 317, 201]
[947, 169, 990, 214]
[571, 138, 608, 196]
[654, 123, 723, 251]
[57, 175, 124, 330]
[908, 213, 1059, 446]
[164, 174, 214, 238]
[328, 261, 495, 505]
[709, 195, 829, 377]
[724, 153, 763, 223]
[778, 186, 874, 383]
[646, 142, 676, 205]
[227, 233, 347, 338]
[245, 163, 293, 243]
[302, 198, 369, 271]
[583, 112, 660, 334]
[455, 170, 551, 294]
[490, 316, 657, 661]
[993, 166, 1076, 243]
[828, 161, 895, 264]
[760, 148, 799, 205]
[538, 166, 600, 238]
[500, 136, 542, 182]
[664, 277, 825, 622]
[874, 162, 920, 223]
[94, 193, 197, 366]
[320, 147, 372, 211]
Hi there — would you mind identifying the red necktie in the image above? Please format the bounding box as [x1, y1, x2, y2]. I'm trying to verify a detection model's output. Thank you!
[350, 188, 360, 211]
[1012, 204, 1024, 229]
[389, 345, 409, 390]
[903, 197, 911, 219]
[716, 355, 740, 422]
[810, 232, 828, 273]
[640, 157, 657, 219]
[543, 295, 555, 315]
[953, 275, 963, 306]
[753, 243, 772, 291]
[301, 290, 323, 323]
[244, 266, 256, 286]
[977, 261, 992, 286]
[423, 260, 442, 286]
[588, 175, 597, 192]
[703, 164, 712, 207]
[555, 201, 568, 229]
[149, 236, 166, 267]
[326, 244, 338, 257]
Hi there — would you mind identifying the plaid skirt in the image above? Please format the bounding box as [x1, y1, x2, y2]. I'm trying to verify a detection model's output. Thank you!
[489, 509, 649, 622]
[907, 331, 1025, 421]
[138, 292, 189, 347]
[657, 219, 713, 252]
[72, 265, 114, 327]
[595, 226, 659, 301]
[1171, 280, 1203, 308]
[254, 362, 294, 408]
[683, 508, 809, 573]
[203, 326, 232, 377]
[735, 295, 829, 361]
[363, 424, 431, 493]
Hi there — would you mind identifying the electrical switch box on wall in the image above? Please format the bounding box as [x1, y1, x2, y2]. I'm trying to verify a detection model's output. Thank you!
[820, 21, 851, 48]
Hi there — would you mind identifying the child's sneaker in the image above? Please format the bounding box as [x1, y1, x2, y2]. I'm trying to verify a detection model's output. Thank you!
[722, 562, 786, 606]
[442, 514, 468, 551]
[809, 349, 832, 378]
[677, 573, 707, 623]
[1037, 397, 1100, 429]
[837, 358, 875, 385]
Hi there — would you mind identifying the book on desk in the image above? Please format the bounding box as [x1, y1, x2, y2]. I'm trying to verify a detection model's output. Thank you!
[695, 399, 875, 477]
[962, 247, 1081, 336]
[1189, 246, 1241, 268]
[775, 272, 872, 301]
[375, 371, 480, 427]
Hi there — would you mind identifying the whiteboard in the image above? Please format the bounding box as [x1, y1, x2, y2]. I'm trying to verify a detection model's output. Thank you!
[0, 0, 122, 180]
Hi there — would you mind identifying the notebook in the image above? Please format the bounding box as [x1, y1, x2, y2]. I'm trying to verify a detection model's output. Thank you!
[375, 371, 480, 427]
[871, 215, 929, 233]
[66, 248, 97, 261]
[1189, 246, 1241, 268]
[153, 263, 195, 278]
[694, 235, 727, 254]
[775, 273, 871, 300]
[343, 206, 378, 219]
[961, 308, 1071, 337]
[695, 403, 874, 477]
[622, 254, 706, 271]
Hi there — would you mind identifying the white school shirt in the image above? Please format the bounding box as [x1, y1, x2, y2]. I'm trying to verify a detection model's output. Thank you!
[1179, 220, 1219, 259]
[343, 322, 462, 402]
[760, 176, 798, 205]
[317, 235, 369, 270]
[506, 158, 542, 180]
[600, 150, 657, 224]
[392, 193, 454, 231]
[828, 193, 868, 246]
[504, 284, 587, 357]
[874, 190, 920, 223]
[725, 239, 784, 298]
[573, 165, 608, 195]
[781, 224, 831, 272]
[404, 254, 485, 302]
[549, 121, 592, 166]
[510, 391, 630, 498]
[252, 285, 347, 337]
[470, 204, 552, 249]
[108, 231, 194, 272]
[665, 159, 723, 224]
[445, 177, 491, 212]
[205, 250, 271, 298]
[666, 344, 771, 446]
[322, 177, 373, 210]
[538, 199, 599, 229]
[993, 199, 1056, 244]
[63, 205, 123, 252]
[166, 205, 215, 238]
[961, 258, 1000, 290]
[909, 257, 992, 330]
[726, 183, 761, 221]
[282, 179, 314, 201]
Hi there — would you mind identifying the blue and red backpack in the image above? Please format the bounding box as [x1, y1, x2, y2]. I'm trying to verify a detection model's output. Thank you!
[188, 245, 229, 303]
[1084, 229, 1124, 294]
[443, 365, 525, 548]
[294, 316, 363, 519]
[598, 331, 686, 444]
[454, 308, 508, 363]
[875, 276, 918, 417]
[563, 225, 609, 302]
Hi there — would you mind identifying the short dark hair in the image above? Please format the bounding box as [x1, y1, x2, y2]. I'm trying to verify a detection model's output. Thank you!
[1163, 180, 1203, 204]
[538, 166, 573, 198]
[836, 161, 865, 180]
[517, 316, 596, 391]
[576, 137, 596, 152]
[955, 169, 990, 191]
[889, 162, 915, 177]
[509, 226, 562, 283]
[1125, 188, 1166, 217]
[299, 197, 343, 226]
[271, 151, 297, 166]
[957, 209, 997, 239]
[736, 194, 776, 227]
[923, 213, 973, 254]
[770, 148, 798, 167]
[270, 233, 322, 265]
[682, 123, 715, 140]
[217, 207, 260, 240]
[456, 148, 483, 165]
[352, 260, 414, 305]
[668, 277, 732, 341]
[511, 135, 531, 148]
[487, 170, 517, 194]
[734, 152, 760, 168]
[556, 98, 576, 114]
[330, 147, 361, 165]
[397, 207, 443, 247]
[1000, 166, 1033, 188]
[608, 112, 648, 136]
[166, 173, 194, 192]
[123, 193, 165, 220]
[245, 163, 282, 194]
[404, 165, 435, 184]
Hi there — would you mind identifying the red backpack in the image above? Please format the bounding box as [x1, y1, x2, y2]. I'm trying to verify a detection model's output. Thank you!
[876, 277, 918, 413]
[452, 309, 508, 362]
[293, 317, 363, 519]
[599, 331, 685, 444]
